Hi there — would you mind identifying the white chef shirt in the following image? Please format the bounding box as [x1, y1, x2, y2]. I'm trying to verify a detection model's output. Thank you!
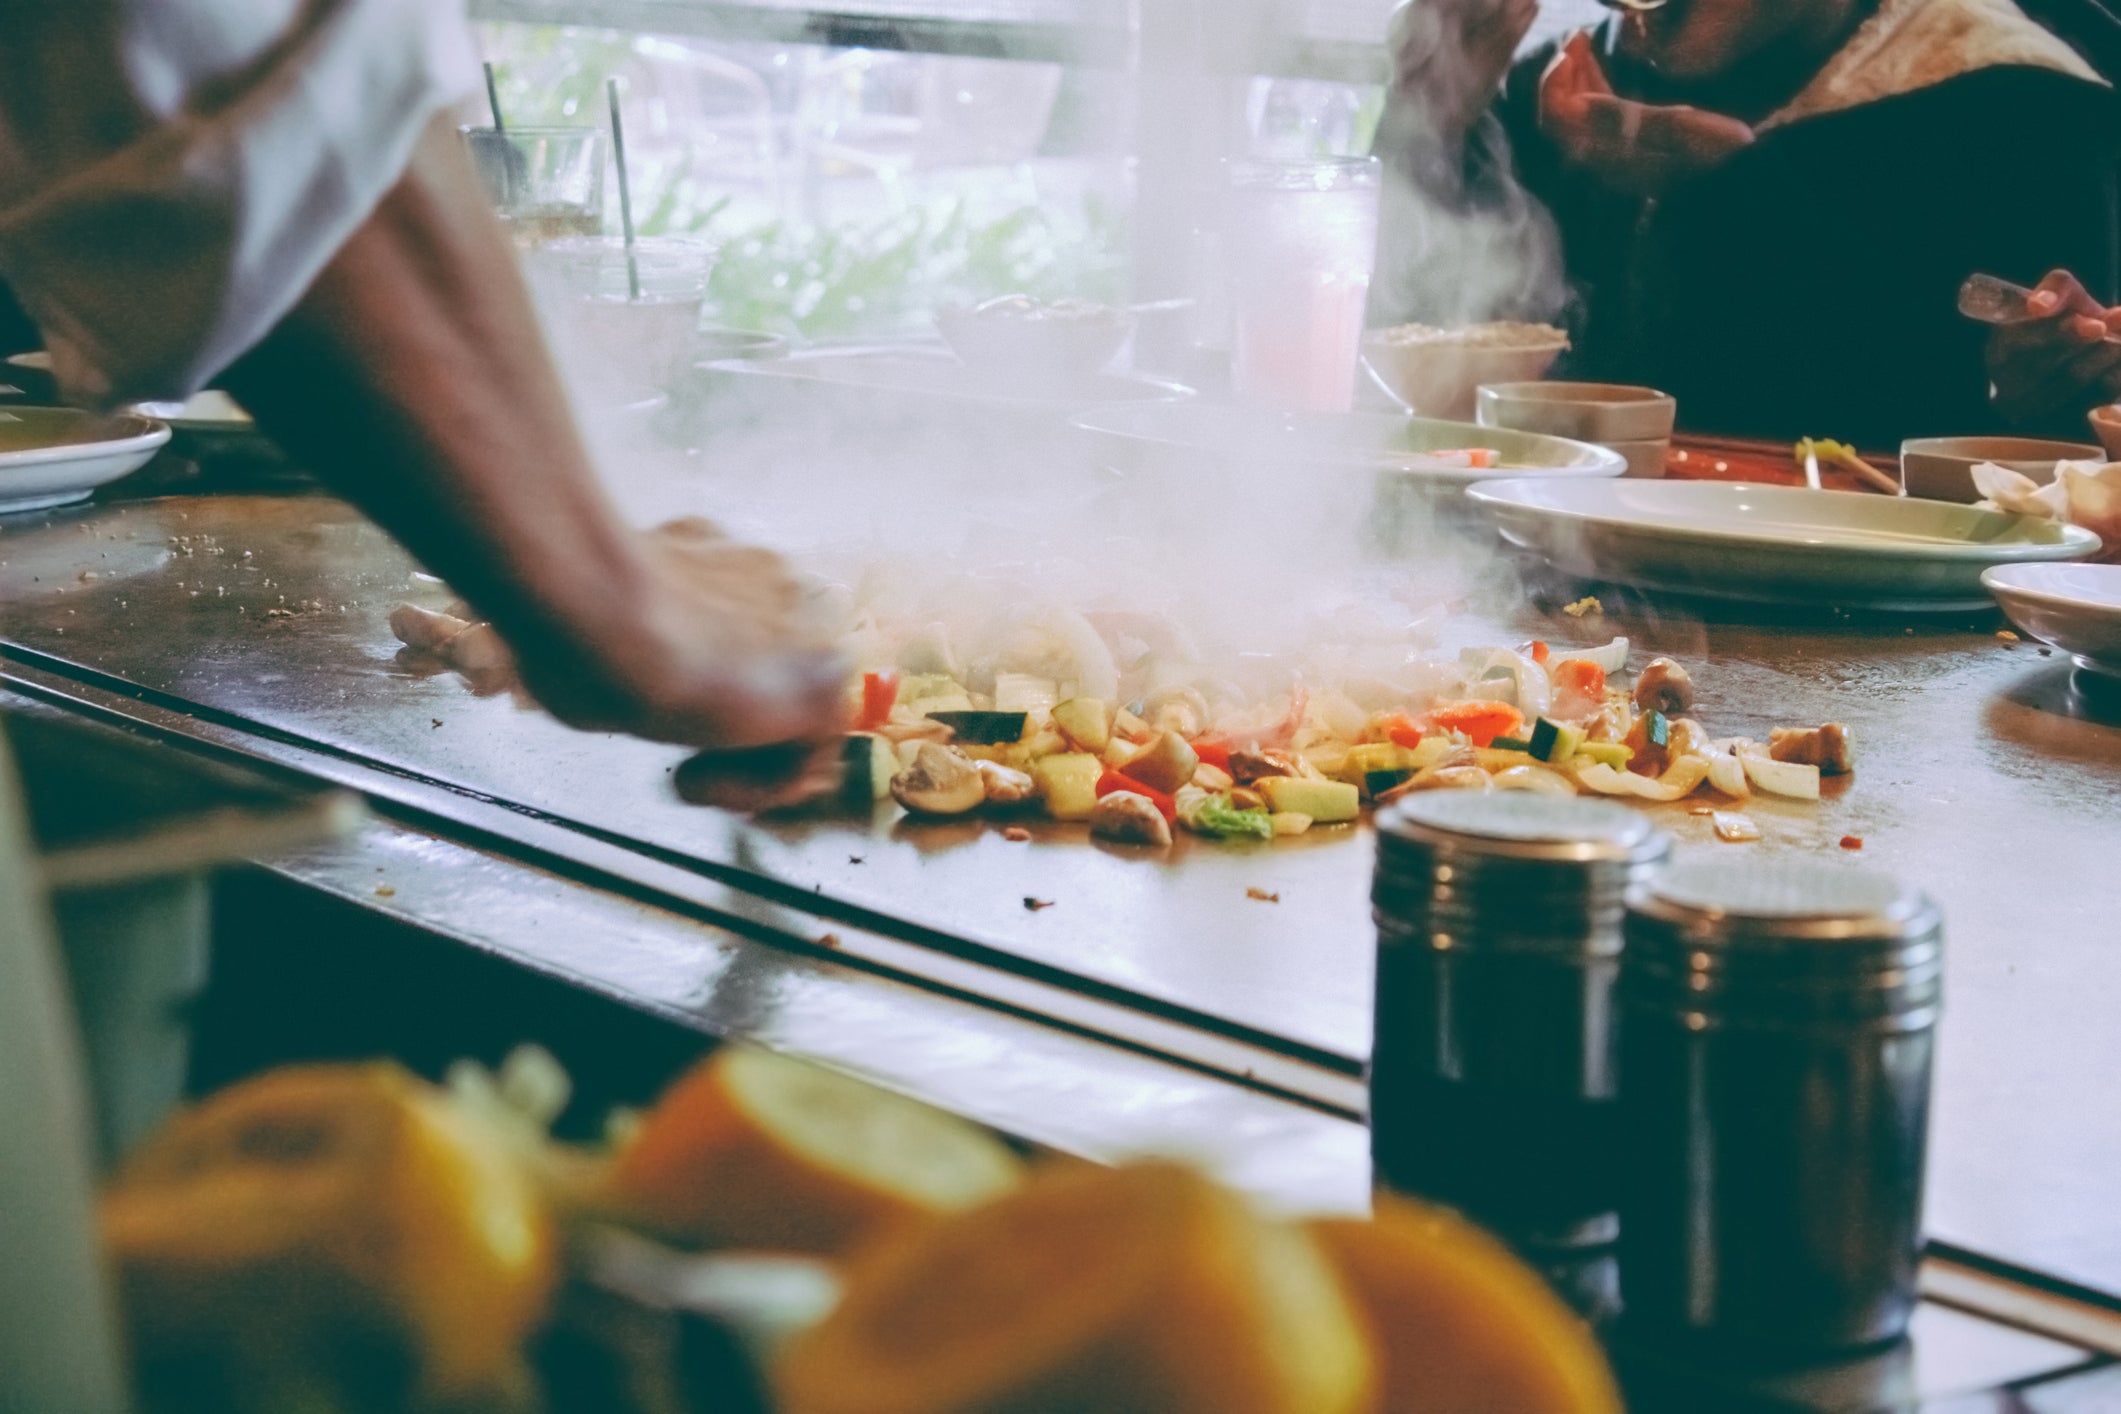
[0, 0, 480, 409]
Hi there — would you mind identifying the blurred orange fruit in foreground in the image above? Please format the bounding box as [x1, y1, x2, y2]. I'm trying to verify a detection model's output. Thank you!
[1313, 1194, 1625, 1414]
[774, 1158, 1377, 1414]
[103, 1062, 556, 1412]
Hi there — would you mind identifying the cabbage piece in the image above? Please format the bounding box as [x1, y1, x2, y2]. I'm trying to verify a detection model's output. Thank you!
[1189, 793, 1274, 841]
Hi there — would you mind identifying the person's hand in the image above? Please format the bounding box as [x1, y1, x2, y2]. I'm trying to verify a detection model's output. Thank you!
[1985, 269, 2121, 426]
[1538, 32, 1754, 198]
[1386, 0, 1539, 143]
[513, 518, 851, 811]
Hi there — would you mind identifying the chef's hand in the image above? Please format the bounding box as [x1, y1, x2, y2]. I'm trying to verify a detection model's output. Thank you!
[519, 518, 851, 810]
[223, 116, 849, 811]
[1539, 32, 1754, 198]
[1385, 0, 1539, 144]
[1985, 269, 2121, 426]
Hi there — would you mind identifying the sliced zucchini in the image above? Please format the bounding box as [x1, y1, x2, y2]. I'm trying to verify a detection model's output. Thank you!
[1528, 717, 1586, 764]
[926, 710, 1030, 745]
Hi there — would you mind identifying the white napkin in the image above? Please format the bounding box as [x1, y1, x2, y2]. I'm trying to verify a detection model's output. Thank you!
[1973, 459, 2121, 558]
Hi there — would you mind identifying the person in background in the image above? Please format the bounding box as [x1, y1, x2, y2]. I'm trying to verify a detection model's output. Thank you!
[1374, 0, 2121, 447]
[0, 0, 847, 805]
[1984, 267, 2121, 426]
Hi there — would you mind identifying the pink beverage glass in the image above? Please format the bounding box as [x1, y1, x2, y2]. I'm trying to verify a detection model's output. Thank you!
[1224, 157, 1381, 413]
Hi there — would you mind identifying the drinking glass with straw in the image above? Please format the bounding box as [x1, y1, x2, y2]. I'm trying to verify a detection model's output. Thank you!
[519, 80, 711, 399]
[608, 77, 643, 302]
[460, 62, 606, 246]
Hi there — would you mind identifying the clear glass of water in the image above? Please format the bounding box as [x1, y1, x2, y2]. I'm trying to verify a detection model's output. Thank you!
[1223, 157, 1382, 413]
[460, 126, 607, 245]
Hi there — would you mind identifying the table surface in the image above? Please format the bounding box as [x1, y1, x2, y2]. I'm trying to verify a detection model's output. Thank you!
[3, 476, 2118, 1298]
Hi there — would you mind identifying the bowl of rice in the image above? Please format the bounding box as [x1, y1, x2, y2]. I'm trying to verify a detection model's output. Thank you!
[1362, 322, 1570, 421]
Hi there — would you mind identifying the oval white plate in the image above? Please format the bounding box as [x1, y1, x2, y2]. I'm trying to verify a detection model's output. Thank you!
[0, 409, 170, 513]
[5, 351, 254, 431]
[1072, 402, 1625, 485]
[1984, 563, 2121, 677]
[1467, 478, 2101, 610]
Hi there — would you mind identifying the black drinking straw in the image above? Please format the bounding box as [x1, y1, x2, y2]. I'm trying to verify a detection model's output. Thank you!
[607, 78, 642, 301]
[483, 62, 506, 131]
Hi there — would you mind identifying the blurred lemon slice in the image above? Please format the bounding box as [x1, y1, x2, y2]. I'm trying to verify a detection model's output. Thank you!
[597, 1045, 1022, 1256]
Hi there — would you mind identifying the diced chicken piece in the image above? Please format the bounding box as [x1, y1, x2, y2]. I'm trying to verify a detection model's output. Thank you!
[1769, 723, 1855, 775]
[1228, 746, 1302, 785]
[977, 761, 1037, 806]
[1633, 658, 1695, 716]
[1088, 792, 1172, 848]
[1191, 762, 1235, 793]
[1583, 700, 1633, 744]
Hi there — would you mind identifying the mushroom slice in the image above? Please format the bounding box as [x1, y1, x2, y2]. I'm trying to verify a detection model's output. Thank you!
[1632, 658, 1695, 716]
[1088, 792, 1172, 848]
[1768, 723, 1854, 775]
[891, 743, 986, 816]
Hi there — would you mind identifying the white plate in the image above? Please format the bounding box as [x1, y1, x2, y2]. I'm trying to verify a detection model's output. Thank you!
[1072, 402, 1625, 485]
[5, 352, 254, 431]
[1467, 478, 2102, 610]
[0, 408, 169, 513]
[1984, 563, 2121, 677]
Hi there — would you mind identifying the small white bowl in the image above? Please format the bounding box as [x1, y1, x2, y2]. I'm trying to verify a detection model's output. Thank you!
[1476, 381, 1676, 443]
[1900, 436, 2102, 504]
[2087, 404, 2121, 461]
[1985, 562, 2121, 677]
[935, 298, 1134, 381]
[1362, 324, 1568, 421]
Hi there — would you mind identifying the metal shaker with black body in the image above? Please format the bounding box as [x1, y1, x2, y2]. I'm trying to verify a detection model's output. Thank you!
[1371, 792, 1671, 1251]
[1619, 858, 1943, 1358]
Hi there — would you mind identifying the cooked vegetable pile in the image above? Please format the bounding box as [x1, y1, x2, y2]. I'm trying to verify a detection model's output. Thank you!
[846, 631, 1851, 849]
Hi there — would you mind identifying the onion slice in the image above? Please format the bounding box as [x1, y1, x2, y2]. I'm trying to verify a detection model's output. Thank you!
[1739, 752, 1821, 801]
[1553, 637, 1630, 676]
[1575, 756, 1712, 802]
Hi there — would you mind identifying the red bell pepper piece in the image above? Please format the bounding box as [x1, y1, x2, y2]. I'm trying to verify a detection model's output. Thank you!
[1096, 769, 1177, 823]
[1190, 736, 1233, 772]
[1422, 700, 1525, 749]
[1529, 640, 1550, 666]
[1371, 712, 1426, 750]
[857, 670, 899, 730]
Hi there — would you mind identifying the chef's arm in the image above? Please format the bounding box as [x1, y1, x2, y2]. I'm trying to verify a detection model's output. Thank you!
[218, 115, 847, 756]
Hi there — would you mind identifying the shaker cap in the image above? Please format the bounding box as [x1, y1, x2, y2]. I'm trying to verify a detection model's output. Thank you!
[1378, 792, 1662, 867]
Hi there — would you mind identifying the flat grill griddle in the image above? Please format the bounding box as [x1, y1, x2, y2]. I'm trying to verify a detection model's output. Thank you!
[8, 493, 2121, 1301]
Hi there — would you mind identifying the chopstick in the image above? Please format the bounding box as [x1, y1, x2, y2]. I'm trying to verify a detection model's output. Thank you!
[1795, 437, 1903, 496]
